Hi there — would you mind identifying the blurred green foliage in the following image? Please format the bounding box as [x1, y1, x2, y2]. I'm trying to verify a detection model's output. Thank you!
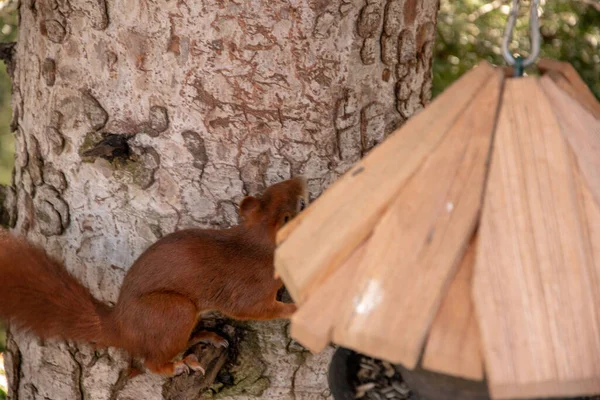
[0, 0, 16, 186]
[433, 0, 600, 99]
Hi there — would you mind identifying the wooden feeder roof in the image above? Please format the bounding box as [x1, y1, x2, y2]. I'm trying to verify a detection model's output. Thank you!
[274, 60, 600, 399]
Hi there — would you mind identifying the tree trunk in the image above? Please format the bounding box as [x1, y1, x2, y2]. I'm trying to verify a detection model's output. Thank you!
[2, 0, 438, 398]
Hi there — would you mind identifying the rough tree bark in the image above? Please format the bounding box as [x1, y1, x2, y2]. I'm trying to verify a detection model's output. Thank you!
[2, 0, 438, 399]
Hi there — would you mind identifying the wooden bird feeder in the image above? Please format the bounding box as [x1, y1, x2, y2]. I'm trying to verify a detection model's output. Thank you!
[274, 59, 600, 400]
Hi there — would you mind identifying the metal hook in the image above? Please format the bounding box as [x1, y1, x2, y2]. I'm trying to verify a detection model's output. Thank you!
[502, 0, 541, 69]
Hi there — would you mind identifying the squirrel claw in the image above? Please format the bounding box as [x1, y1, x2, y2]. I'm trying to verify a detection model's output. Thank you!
[187, 363, 206, 375]
[173, 361, 190, 376]
[183, 354, 206, 375]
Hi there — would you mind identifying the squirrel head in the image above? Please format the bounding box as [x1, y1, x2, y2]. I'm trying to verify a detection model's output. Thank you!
[239, 176, 308, 241]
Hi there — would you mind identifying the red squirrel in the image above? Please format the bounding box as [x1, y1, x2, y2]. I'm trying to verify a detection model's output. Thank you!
[0, 177, 308, 376]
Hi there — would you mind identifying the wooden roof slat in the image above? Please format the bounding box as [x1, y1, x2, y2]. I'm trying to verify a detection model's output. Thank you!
[422, 234, 484, 381]
[290, 239, 368, 353]
[541, 76, 600, 211]
[275, 62, 497, 304]
[330, 69, 503, 368]
[538, 58, 600, 119]
[473, 77, 600, 399]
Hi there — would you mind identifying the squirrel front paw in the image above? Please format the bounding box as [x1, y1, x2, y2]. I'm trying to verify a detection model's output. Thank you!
[171, 354, 207, 376]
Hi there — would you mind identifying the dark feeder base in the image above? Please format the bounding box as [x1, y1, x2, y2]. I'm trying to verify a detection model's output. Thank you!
[327, 347, 362, 400]
[394, 363, 490, 400]
[327, 347, 600, 400]
[327, 346, 488, 400]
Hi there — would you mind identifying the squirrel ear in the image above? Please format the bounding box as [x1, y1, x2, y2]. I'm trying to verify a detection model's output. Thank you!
[239, 196, 260, 220]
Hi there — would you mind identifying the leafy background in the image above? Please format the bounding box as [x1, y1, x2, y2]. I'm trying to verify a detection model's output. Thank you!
[433, 0, 600, 98]
[0, 0, 15, 190]
[0, 0, 598, 397]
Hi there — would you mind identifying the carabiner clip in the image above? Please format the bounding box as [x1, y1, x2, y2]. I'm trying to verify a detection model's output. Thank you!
[502, 0, 541, 73]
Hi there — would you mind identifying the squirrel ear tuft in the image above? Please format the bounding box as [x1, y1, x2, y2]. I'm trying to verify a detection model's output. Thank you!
[239, 196, 260, 220]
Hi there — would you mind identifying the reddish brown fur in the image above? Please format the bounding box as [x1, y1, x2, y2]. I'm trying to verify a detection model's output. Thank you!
[0, 234, 114, 346]
[0, 177, 308, 376]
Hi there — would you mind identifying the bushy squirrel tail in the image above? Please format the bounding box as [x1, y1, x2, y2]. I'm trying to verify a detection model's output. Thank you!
[0, 231, 116, 347]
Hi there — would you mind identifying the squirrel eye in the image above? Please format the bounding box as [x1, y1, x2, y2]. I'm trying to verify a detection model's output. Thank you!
[283, 215, 290, 224]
